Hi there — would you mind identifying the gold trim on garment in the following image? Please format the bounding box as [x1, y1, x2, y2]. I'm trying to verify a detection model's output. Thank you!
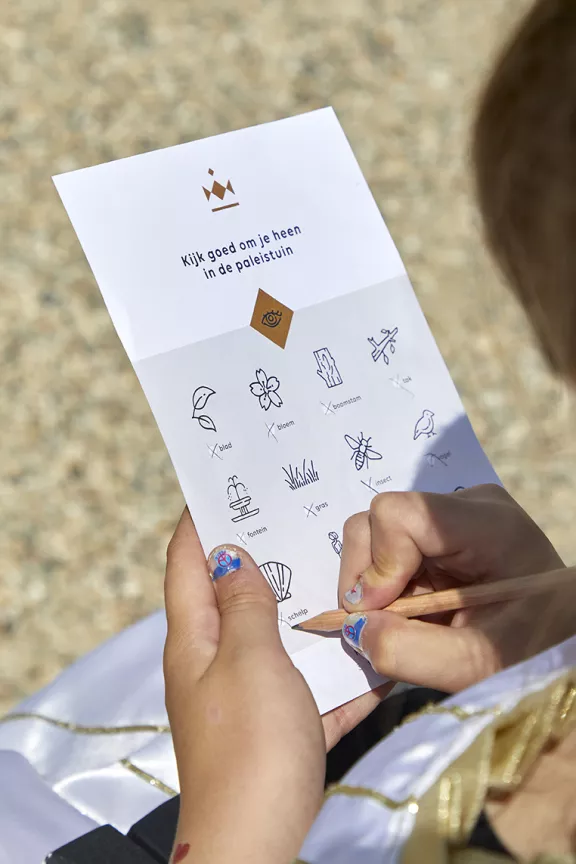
[0, 713, 177, 797]
[325, 783, 419, 813]
[310, 678, 576, 863]
[0, 711, 171, 735]
[450, 848, 576, 863]
[401, 703, 501, 726]
[120, 758, 177, 797]
[401, 676, 576, 864]
[556, 684, 576, 727]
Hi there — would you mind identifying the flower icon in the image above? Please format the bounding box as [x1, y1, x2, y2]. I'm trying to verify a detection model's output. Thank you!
[249, 368, 283, 411]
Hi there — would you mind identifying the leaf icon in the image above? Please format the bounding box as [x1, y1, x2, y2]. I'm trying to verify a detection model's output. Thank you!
[197, 414, 217, 432]
[192, 386, 215, 412]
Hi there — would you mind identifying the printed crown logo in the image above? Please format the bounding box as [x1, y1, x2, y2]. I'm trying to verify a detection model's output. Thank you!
[202, 168, 239, 213]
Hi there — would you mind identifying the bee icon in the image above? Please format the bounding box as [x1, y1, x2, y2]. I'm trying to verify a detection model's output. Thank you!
[344, 432, 383, 471]
[261, 309, 282, 328]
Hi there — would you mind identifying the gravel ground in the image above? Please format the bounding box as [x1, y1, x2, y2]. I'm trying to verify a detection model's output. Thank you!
[3, 0, 571, 715]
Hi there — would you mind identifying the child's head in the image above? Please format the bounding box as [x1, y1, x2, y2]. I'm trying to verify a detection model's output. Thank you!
[473, 0, 576, 380]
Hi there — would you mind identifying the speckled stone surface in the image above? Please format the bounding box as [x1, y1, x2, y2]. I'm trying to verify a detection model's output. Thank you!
[3, 0, 573, 714]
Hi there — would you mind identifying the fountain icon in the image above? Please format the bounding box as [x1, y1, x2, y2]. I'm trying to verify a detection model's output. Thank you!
[227, 475, 260, 523]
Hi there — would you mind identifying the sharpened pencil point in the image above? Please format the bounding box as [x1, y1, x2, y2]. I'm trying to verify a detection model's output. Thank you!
[288, 568, 576, 635]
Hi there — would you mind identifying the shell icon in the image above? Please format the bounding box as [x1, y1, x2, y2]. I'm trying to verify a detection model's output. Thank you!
[259, 561, 292, 603]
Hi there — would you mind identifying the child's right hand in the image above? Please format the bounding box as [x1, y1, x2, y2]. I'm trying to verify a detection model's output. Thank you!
[338, 484, 574, 691]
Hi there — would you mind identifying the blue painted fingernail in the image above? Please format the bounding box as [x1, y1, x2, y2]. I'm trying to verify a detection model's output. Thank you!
[344, 579, 363, 605]
[342, 613, 368, 654]
[209, 547, 242, 580]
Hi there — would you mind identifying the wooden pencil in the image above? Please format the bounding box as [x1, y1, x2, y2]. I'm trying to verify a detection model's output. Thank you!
[293, 567, 576, 632]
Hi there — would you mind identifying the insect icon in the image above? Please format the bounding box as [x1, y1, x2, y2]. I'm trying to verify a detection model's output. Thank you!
[344, 432, 383, 471]
[261, 309, 283, 328]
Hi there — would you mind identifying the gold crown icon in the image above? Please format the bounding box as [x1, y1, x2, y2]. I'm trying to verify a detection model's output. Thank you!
[202, 168, 239, 212]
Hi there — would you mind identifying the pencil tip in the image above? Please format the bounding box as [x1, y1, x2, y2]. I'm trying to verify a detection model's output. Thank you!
[291, 623, 303, 631]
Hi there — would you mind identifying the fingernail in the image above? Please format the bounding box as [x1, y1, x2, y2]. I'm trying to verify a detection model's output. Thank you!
[344, 578, 363, 605]
[209, 546, 243, 581]
[342, 613, 368, 655]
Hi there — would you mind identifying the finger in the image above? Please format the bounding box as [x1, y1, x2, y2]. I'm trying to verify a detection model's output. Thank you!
[322, 682, 395, 751]
[338, 512, 372, 606]
[343, 491, 480, 613]
[342, 493, 429, 612]
[164, 509, 220, 680]
[341, 610, 498, 692]
[207, 545, 283, 656]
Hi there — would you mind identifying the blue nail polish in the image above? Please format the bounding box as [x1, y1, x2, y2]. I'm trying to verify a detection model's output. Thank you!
[210, 547, 242, 580]
[342, 613, 367, 654]
[345, 579, 363, 605]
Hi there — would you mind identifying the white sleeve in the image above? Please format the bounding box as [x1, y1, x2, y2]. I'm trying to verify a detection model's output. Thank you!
[298, 635, 576, 863]
[0, 750, 97, 864]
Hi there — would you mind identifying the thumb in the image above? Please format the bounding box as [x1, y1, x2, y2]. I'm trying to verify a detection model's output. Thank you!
[341, 611, 498, 692]
[207, 545, 283, 655]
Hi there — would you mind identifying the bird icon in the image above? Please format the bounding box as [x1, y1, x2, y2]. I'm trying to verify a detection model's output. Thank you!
[413, 409, 436, 440]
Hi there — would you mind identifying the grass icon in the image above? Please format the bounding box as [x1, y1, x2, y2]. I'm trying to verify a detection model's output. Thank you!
[282, 459, 319, 491]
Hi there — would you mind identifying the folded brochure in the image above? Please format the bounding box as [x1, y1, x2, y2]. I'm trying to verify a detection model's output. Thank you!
[53, 107, 499, 714]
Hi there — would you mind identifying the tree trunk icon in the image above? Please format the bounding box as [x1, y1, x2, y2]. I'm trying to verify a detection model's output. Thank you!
[314, 348, 343, 388]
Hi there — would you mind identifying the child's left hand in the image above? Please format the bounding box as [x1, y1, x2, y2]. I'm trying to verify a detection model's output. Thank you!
[164, 510, 326, 864]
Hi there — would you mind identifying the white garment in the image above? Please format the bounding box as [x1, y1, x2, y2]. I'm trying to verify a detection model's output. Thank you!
[0, 611, 173, 862]
[0, 606, 574, 864]
[0, 751, 96, 864]
[300, 634, 576, 863]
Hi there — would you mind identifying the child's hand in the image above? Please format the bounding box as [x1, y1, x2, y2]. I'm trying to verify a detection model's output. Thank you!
[164, 511, 325, 864]
[338, 484, 572, 691]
